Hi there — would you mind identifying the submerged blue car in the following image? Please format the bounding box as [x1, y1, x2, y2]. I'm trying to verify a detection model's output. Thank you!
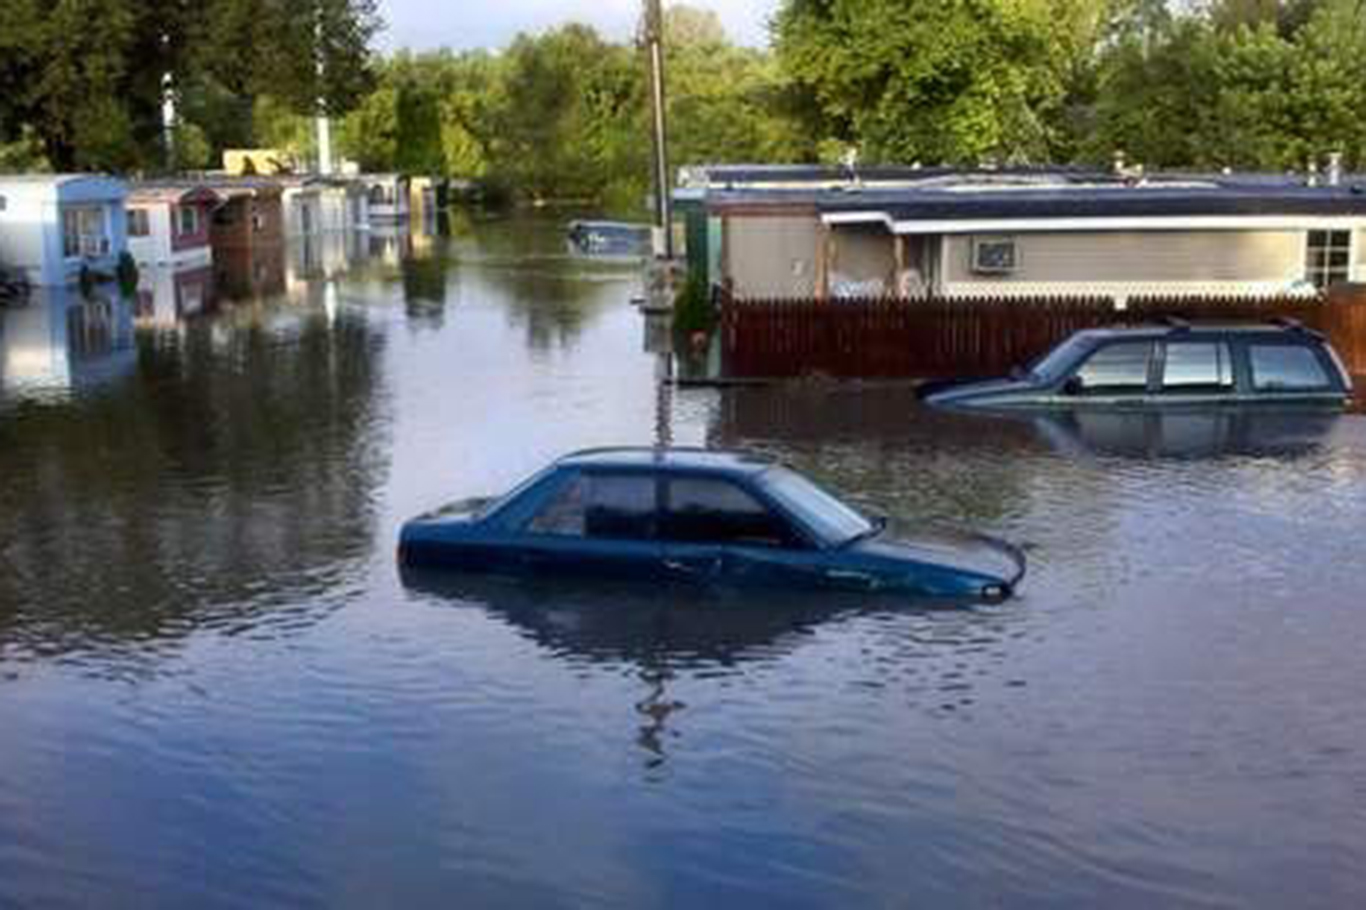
[923, 321, 1354, 411]
[399, 448, 1026, 602]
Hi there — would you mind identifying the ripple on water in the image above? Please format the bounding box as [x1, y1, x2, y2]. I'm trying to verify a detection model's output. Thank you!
[4, 226, 1366, 908]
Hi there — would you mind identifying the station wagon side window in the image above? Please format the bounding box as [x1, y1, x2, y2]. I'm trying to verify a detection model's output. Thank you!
[1072, 342, 1154, 394]
[1248, 344, 1331, 391]
[661, 478, 803, 549]
[1161, 341, 1234, 392]
[526, 472, 656, 540]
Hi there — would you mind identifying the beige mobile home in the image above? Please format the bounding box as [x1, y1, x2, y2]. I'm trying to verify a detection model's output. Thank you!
[682, 167, 1366, 304]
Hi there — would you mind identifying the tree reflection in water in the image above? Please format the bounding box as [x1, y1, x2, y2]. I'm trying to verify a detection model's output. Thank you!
[0, 302, 389, 666]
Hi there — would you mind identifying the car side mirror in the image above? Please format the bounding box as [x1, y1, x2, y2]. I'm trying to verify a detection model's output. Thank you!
[1062, 376, 1084, 396]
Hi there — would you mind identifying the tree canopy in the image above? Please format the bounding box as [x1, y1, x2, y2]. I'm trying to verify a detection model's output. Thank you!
[5, 0, 1366, 199]
[0, 0, 380, 172]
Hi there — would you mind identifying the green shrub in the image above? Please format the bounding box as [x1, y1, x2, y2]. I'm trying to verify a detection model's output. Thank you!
[672, 270, 715, 338]
[116, 252, 139, 297]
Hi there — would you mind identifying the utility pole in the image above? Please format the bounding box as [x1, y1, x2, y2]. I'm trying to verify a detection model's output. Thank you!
[161, 33, 177, 171]
[644, 0, 673, 259]
[315, 5, 334, 176]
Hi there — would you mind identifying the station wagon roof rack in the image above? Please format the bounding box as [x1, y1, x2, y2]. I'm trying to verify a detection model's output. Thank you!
[1268, 316, 1326, 339]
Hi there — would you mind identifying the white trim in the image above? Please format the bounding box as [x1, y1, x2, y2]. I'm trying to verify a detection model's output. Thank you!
[822, 211, 1366, 234]
[937, 280, 1320, 300]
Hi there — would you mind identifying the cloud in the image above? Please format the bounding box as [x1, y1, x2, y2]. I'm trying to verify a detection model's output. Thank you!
[377, 0, 778, 52]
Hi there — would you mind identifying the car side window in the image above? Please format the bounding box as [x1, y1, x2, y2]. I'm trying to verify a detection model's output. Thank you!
[527, 473, 657, 540]
[1249, 344, 1331, 391]
[527, 475, 588, 536]
[1162, 341, 1234, 392]
[662, 478, 801, 549]
[1073, 342, 1153, 393]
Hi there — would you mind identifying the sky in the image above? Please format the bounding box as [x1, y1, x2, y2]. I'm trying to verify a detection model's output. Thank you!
[376, 0, 780, 53]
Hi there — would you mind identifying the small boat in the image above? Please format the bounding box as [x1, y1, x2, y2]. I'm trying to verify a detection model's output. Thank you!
[566, 220, 652, 257]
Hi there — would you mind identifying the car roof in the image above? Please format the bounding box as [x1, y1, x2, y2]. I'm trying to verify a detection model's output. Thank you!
[1073, 322, 1327, 343]
[556, 447, 778, 476]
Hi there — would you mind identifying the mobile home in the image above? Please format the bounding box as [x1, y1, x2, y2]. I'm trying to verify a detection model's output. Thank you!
[679, 166, 1366, 304]
[125, 184, 220, 269]
[0, 175, 129, 286]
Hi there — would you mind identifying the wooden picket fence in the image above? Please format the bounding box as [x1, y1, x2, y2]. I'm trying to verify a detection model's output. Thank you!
[719, 287, 1366, 380]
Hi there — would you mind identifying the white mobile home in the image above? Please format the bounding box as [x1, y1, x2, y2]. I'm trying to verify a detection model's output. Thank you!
[319, 181, 368, 232]
[365, 174, 410, 223]
[0, 175, 129, 286]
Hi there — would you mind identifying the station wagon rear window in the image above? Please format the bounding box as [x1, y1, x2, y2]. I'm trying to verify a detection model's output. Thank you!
[1249, 345, 1330, 391]
[1162, 342, 1233, 390]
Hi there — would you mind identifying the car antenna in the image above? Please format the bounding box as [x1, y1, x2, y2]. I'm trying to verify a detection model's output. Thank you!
[1158, 314, 1191, 331]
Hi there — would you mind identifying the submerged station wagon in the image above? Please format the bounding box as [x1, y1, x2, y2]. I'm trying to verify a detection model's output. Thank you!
[400, 448, 1026, 602]
[923, 322, 1354, 410]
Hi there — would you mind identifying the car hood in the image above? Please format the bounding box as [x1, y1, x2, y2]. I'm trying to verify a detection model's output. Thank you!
[849, 526, 1027, 590]
[923, 376, 1044, 408]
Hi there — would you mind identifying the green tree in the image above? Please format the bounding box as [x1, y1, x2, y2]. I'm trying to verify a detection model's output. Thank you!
[774, 0, 1098, 164]
[338, 84, 400, 171]
[1085, 16, 1222, 167]
[486, 24, 648, 203]
[666, 6, 815, 166]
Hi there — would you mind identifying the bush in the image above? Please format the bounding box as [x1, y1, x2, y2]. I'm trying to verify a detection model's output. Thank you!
[116, 252, 139, 297]
[671, 270, 715, 338]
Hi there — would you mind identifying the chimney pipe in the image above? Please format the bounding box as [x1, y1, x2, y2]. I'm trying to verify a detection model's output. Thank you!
[1327, 152, 1343, 187]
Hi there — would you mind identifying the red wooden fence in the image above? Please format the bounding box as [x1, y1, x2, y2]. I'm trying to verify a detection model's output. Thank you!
[719, 287, 1366, 380]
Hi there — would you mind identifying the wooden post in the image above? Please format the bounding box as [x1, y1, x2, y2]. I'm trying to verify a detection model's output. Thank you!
[893, 234, 906, 300]
[815, 223, 830, 302]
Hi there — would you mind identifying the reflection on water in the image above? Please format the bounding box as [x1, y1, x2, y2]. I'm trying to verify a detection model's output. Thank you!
[0, 302, 389, 666]
[135, 265, 216, 328]
[0, 289, 137, 405]
[3, 215, 1366, 909]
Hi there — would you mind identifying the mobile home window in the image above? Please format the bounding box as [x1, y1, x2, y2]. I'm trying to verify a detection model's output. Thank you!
[1306, 230, 1351, 289]
[177, 205, 200, 236]
[128, 209, 150, 237]
[62, 206, 107, 258]
[971, 236, 1018, 274]
[0, 195, 7, 212]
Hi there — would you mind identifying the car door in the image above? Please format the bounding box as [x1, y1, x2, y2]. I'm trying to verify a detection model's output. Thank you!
[519, 469, 665, 580]
[1151, 339, 1238, 452]
[1063, 340, 1156, 408]
[660, 475, 818, 588]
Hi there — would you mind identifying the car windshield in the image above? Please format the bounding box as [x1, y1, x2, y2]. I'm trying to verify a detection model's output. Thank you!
[759, 467, 874, 546]
[1030, 335, 1098, 383]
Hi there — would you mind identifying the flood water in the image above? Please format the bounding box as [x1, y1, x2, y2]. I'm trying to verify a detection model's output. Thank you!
[2, 214, 1365, 909]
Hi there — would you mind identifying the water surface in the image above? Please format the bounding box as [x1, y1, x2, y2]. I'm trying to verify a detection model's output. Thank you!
[2, 215, 1364, 909]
